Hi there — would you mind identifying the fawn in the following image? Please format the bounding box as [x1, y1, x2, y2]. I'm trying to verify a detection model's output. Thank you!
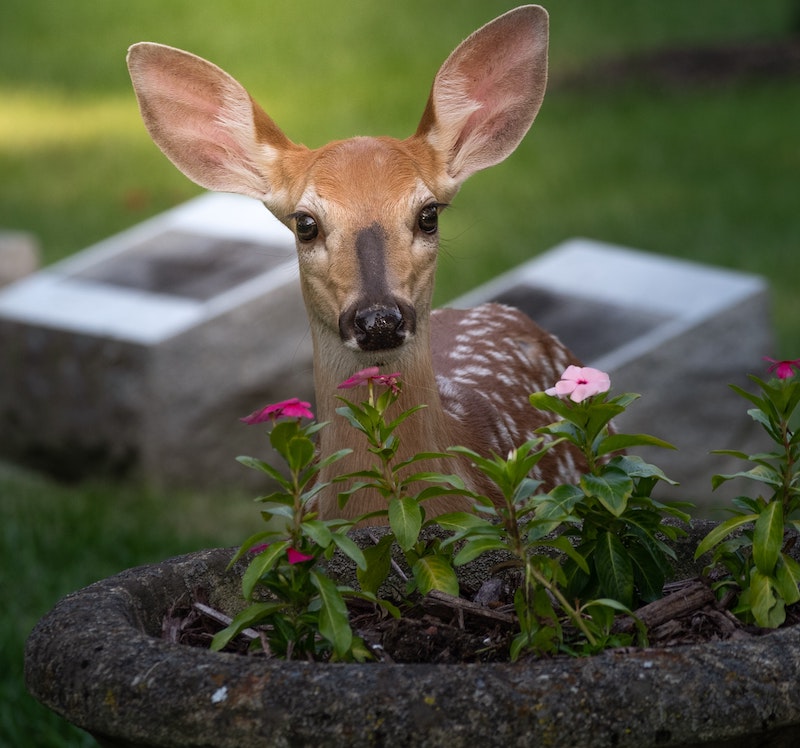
[127, 5, 583, 522]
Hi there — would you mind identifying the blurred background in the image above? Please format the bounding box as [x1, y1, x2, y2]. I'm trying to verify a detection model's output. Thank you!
[2, 1, 798, 744]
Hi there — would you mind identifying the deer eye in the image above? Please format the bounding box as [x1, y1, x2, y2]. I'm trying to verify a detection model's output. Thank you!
[294, 213, 319, 243]
[417, 204, 439, 234]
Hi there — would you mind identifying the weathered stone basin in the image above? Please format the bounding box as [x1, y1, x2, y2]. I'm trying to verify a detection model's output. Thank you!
[25, 523, 800, 747]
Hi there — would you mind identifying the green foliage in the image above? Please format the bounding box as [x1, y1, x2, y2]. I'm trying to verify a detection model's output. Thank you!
[532, 389, 690, 610]
[696, 371, 800, 627]
[435, 380, 687, 660]
[224, 365, 697, 662]
[212, 414, 377, 661]
[335, 378, 465, 597]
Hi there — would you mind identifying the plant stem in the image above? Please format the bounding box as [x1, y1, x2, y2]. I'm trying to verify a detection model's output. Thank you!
[526, 561, 598, 647]
[779, 415, 794, 515]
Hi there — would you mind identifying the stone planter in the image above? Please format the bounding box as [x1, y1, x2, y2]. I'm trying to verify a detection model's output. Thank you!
[25, 524, 800, 748]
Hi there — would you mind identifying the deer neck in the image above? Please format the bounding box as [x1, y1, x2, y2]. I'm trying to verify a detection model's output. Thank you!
[309, 314, 470, 520]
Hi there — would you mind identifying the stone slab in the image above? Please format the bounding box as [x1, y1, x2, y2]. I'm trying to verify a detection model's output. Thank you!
[0, 193, 311, 488]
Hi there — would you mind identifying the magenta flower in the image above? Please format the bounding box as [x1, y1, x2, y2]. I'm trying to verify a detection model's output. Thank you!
[249, 543, 314, 564]
[240, 397, 314, 424]
[764, 357, 800, 380]
[546, 365, 611, 403]
[287, 547, 314, 564]
[338, 367, 401, 395]
[338, 367, 380, 389]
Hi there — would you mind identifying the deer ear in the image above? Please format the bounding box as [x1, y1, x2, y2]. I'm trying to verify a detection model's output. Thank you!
[415, 5, 548, 187]
[127, 42, 303, 206]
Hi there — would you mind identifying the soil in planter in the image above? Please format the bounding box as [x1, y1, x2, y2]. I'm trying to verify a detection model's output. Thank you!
[162, 575, 800, 664]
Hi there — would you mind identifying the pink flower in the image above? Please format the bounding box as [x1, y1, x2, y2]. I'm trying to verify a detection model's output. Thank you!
[240, 398, 314, 424]
[287, 547, 314, 564]
[764, 357, 800, 380]
[249, 543, 314, 565]
[546, 365, 611, 403]
[338, 367, 381, 389]
[338, 367, 402, 395]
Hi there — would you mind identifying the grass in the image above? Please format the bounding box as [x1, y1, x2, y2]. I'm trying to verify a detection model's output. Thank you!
[1, 461, 256, 746]
[2, 0, 799, 744]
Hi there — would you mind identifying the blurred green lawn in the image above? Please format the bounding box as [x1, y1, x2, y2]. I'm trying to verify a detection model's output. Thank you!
[2, 1, 799, 744]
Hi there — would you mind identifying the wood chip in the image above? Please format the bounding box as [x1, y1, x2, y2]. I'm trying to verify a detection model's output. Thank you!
[615, 579, 716, 634]
[422, 589, 515, 628]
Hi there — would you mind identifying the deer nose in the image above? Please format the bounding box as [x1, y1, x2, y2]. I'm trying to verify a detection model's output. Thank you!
[339, 300, 416, 352]
[353, 304, 405, 351]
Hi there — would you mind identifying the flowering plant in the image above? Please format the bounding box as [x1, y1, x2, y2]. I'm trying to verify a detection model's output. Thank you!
[217, 356, 800, 663]
[335, 367, 468, 597]
[695, 357, 800, 627]
[438, 366, 689, 658]
[210, 399, 392, 661]
[531, 366, 691, 608]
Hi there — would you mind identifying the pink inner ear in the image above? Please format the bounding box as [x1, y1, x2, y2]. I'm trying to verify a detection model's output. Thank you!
[454, 39, 538, 138]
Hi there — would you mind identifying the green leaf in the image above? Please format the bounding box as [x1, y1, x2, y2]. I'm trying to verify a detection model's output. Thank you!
[301, 519, 333, 549]
[236, 455, 288, 485]
[748, 569, 785, 628]
[388, 496, 422, 552]
[435, 511, 494, 535]
[596, 433, 676, 456]
[286, 434, 315, 472]
[607, 454, 678, 485]
[729, 381, 769, 411]
[209, 601, 286, 652]
[712, 464, 782, 491]
[628, 543, 666, 603]
[711, 448, 751, 461]
[412, 554, 459, 595]
[317, 448, 353, 469]
[529, 391, 576, 421]
[540, 484, 585, 515]
[357, 534, 394, 594]
[580, 468, 633, 517]
[453, 536, 508, 566]
[583, 402, 626, 441]
[268, 419, 303, 458]
[330, 532, 367, 571]
[536, 419, 582, 445]
[694, 514, 758, 559]
[534, 535, 589, 574]
[310, 570, 353, 658]
[242, 540, 290, 599]
[594, 531, 634, 607]
[775, 554, 800, 605]
[228, 529, 283, 567]
[260, 505, 294, 521]
[385, 403, 427, 432]
[753, 501, 783, 574]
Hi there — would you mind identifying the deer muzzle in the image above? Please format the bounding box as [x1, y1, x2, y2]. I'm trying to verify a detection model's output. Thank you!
[339, 300, 416, 351]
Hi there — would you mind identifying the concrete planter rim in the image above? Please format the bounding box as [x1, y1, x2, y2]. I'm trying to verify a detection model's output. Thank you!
[25, 531, 800, 748]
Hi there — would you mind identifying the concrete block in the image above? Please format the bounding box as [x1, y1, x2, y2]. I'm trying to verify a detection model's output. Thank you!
[0, 230, 40, 287]
[450, 239, 774, 513]
[0, 193, 311, 489]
